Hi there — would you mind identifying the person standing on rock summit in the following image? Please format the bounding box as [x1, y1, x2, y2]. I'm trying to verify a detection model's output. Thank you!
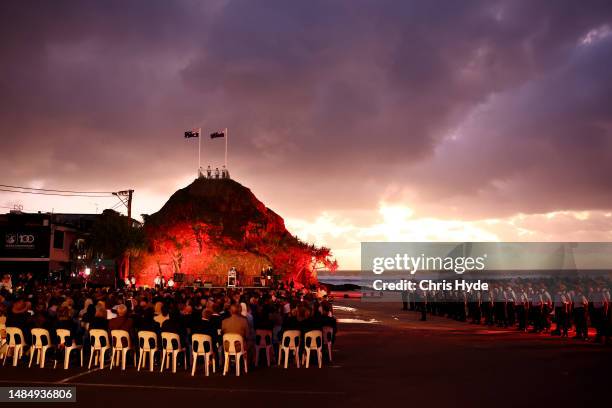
[221, 165, 230, 179]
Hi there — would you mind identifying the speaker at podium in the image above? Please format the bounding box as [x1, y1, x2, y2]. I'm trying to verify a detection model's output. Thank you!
[227, 267, 237, 287]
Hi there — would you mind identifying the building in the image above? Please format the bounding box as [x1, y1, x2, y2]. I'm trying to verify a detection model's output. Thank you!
[0, 211, 97, 277]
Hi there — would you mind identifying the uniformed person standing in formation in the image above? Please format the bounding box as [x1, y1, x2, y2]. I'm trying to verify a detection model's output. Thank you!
[530, 287, 544, 333]
[468, 290, 481, 324]
[516, 286, 529, 331]
[493, 285, 507, 327]
[573, 288, 589, 339]
[404, 279, 610, 345]
[415, 288, 427, 321]
[505, 285, 516, 327]
[590, 285, 608, 343]
[482, 288, 493, 325]
[552, 284, 570, 337]
[540, 285, 553, 332]
[401, 290, 409, 311]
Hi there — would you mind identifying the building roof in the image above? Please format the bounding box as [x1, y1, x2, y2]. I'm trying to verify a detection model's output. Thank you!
[0, 211, 141, 230]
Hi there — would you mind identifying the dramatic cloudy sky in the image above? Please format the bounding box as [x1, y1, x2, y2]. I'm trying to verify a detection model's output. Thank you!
[1, 1, 612, 268]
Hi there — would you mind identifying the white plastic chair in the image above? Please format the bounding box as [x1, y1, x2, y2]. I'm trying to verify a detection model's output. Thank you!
[322, 326, 334, 362]
[160, 332, 187, 373]
[302, 330, 323, 368]
[137, 331, 158, 372]
[55, 329, 83, 369]
[3, 327, 25, 367]
[88, 329, 111, 369]
[110, 330, 136, 370]
[278, 330, 301, 368]
[29, 328, 54, 368]
[0, 324, 6, 360]
[191, 334, 216, 376]
[222, 333, 248, 376]
[254, 329, 273, 367]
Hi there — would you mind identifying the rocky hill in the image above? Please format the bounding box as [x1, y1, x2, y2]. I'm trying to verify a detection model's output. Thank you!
[134, 178, 336, 286]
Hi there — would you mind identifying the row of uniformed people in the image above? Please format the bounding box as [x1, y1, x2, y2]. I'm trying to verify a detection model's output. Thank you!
[403, 282, 611, 343]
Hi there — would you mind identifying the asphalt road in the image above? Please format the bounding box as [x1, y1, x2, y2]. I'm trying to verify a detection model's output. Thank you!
[1, 299, 611, 407]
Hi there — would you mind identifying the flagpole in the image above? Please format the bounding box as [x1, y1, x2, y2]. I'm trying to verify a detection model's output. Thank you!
[198, 127, 202, 178]
[225, 127, 228, 168]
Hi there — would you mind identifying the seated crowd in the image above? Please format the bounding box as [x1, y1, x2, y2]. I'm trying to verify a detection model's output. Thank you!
[0, 277, 337, 371]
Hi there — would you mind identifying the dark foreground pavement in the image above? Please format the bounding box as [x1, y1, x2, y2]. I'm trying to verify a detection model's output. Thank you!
[1, 299, 611, 407]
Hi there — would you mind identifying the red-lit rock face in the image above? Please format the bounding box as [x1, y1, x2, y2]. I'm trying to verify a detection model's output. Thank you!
[133, 178, 336, 286]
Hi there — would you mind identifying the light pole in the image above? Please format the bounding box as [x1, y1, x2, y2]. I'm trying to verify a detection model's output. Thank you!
[112, 189, 134, 281]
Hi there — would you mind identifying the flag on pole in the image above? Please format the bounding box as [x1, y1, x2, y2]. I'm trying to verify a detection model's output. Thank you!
[184, 129, 200, 138]
[210, 130, 225, 139]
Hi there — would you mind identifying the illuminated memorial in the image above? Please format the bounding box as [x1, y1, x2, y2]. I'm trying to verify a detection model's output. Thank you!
[134, 178, 336, 287]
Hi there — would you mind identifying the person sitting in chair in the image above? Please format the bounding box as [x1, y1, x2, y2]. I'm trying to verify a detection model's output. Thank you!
[221, 304, 248, 340]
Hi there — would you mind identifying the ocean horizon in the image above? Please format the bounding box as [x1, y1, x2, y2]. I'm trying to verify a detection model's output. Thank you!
[318, 270, 363, 286]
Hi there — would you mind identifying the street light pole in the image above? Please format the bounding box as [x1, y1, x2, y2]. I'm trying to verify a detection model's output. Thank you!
[113, 189, 134, 282]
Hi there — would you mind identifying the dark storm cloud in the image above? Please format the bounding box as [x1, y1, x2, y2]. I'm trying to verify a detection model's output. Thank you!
[0, 0, 611, 220]
[411, 31, 612, 218]
[0, 0, 207, 189]
[178, 0, 612, 217]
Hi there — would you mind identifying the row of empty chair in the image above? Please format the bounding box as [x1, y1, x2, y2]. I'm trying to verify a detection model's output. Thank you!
[1, 326, 334, 376]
